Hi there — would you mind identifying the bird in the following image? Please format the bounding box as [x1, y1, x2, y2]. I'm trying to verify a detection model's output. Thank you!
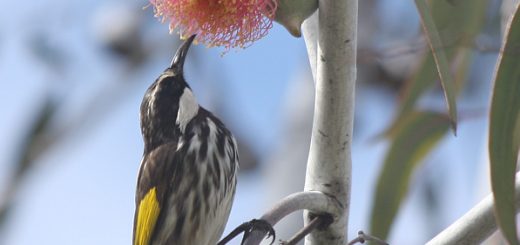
[133, 35, 239, 245]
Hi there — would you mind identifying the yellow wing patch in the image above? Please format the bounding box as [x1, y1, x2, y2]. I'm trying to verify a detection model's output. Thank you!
[135, 187, 161, 245]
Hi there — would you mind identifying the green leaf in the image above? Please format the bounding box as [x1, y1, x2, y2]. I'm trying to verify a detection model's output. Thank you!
[395, 0, 487, 134]
[414, 0, 457, 134]
[489, 4, 520, 245]
[370, 111, 451, 239]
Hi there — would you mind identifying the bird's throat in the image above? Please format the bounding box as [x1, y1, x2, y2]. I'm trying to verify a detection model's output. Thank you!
[176, 88, 199, 133]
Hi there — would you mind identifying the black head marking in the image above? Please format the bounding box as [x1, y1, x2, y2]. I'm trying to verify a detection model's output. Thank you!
[140, 34, 198, 153]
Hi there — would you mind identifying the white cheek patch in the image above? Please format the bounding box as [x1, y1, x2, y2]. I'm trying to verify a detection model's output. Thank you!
[176, 88, 199, 132]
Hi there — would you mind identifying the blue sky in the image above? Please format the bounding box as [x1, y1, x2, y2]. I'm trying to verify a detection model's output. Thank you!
[0, 0, 501, 244]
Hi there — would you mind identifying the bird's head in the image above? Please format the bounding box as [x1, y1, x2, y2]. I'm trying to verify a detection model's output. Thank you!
[140, 35, 199, 151]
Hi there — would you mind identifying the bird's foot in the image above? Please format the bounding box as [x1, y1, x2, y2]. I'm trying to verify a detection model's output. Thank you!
[217, 219, 275, 245]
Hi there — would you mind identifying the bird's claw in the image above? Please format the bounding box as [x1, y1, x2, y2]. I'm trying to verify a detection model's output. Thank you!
[217, 219, 276, 245]
[241, 219, 276, 245]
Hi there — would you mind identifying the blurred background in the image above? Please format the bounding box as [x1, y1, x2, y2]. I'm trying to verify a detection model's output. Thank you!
[0, 0, 515, 244]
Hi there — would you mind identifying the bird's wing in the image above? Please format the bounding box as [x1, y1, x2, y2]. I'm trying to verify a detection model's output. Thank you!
[133, 142, 179, 245]
[134, 187, 160, 245]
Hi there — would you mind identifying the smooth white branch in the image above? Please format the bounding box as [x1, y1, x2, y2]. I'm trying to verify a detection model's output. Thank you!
[427, 172, 520, 244]
[243, 191, 342, 245]
[302, 0, 358, 244]
[302, 11, 318, 82]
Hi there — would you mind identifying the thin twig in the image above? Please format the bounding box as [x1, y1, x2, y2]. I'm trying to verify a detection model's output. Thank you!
[347, 231, 389, 245]
[281, 215, 333, 245]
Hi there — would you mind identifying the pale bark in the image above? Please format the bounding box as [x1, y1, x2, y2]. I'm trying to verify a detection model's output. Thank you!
[427, 172, 520, 245]
[302, 1, 358, 244]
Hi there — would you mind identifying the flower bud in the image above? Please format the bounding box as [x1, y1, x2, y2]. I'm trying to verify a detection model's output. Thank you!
[274, 0, 318, 37]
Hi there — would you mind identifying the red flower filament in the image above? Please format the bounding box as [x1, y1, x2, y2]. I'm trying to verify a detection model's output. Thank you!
[150, 0, 278, 49]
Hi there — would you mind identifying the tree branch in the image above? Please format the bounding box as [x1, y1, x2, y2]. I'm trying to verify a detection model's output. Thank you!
[302, 11, 318, 82]
[426, 172, 520, 244]
[302, 0, 358, 244]
[243, 191, 342, 245]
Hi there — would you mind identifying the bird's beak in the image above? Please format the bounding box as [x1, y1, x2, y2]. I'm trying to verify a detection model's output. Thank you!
[170, 34, 197, 74]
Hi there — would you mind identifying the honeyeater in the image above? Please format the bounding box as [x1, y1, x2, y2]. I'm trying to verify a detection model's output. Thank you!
[133, 35, 238, 245]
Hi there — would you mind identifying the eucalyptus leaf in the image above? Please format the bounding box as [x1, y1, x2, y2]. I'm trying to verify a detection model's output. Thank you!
[370, 111, 451, 239]
[489, 4, 520, 244]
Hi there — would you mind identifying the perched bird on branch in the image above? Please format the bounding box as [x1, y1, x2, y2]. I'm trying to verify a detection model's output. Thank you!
[133, 35, 239, 245]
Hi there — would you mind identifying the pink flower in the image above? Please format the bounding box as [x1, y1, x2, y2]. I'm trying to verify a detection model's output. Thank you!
[150, 0, 278, 50]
